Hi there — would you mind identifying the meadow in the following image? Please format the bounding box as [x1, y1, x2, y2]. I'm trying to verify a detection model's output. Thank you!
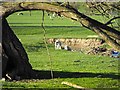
[2, 10, 119, 89]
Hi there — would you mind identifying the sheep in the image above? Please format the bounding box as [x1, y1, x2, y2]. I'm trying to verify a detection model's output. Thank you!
[17, 12, 23, 15]
[55, 40, 62, 50]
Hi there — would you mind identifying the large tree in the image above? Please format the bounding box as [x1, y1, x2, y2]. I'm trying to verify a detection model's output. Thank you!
[1, 2, 120, 80]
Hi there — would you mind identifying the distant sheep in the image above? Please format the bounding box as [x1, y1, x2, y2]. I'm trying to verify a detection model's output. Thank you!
[55, 40, 62, 50]
[17, 12, 23, 15]
[54, 40, 72, 51]
[64, 45, 71, 51]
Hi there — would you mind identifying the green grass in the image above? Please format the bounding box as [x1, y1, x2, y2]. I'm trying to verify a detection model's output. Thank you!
[7, 11, 80, 26]
[2, 10, 119, 89]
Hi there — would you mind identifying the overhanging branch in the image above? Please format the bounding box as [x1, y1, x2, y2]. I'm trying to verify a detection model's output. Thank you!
[1, 2, 120, 50]
[105, 16, 120, 25]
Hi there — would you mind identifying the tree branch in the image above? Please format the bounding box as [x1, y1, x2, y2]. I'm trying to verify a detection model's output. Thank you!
[1, 2, 120, 50]
[105, 16, 120, 25]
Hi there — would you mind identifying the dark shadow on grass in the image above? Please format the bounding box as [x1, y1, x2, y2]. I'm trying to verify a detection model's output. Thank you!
[32, 70, 119, 80]
[24, 42, 53, 52]
[11, 25, 81, 28]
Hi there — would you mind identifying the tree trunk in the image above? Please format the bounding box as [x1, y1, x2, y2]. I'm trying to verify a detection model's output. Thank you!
[2, 18, 33, 80]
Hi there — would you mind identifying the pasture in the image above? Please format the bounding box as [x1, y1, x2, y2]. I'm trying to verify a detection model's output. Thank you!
[2, 11, 119, 89]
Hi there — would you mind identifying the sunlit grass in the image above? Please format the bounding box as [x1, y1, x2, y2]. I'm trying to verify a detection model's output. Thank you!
[3, 10, 119, 89]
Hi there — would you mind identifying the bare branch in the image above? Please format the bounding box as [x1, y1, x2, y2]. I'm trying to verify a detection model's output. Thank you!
[105, 16, 120, 25]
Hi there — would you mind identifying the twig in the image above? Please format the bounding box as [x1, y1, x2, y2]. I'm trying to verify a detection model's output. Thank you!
[41, 10, 53, 79]
[61, 81, 94, 90]
[6, 74, 12, 80]
[105, 16, 120, 25]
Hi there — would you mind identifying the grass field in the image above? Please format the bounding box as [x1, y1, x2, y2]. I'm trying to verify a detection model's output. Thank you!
[2, 10, 119, 89]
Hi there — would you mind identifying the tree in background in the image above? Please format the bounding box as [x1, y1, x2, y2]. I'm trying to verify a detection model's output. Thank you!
[85, 2, 120, 29]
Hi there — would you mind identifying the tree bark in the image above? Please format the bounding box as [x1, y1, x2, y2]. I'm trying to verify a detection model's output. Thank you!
[2, 18, 33, 80]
